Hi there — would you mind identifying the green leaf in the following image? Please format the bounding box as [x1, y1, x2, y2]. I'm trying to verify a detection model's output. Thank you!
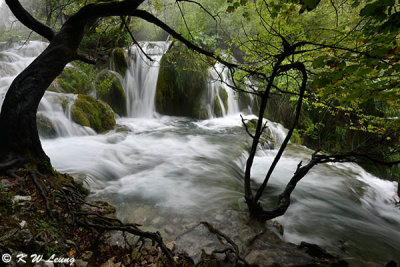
[301, 0, 321, 11]
[226, 5, 235, 13]
[312, 56, 326, 68]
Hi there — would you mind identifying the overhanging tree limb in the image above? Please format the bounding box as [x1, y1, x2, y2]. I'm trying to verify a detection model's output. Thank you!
[132, 10, 235, 68]
[5, 0, 56, 41]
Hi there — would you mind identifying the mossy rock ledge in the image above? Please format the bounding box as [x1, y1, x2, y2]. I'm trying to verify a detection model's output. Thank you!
[71, 94, 116, 133]
[95, 70, 127, 116]
[110, 47, 128, 76]
[55, 66, 92, 94]
[246, 119, 275, 149]
[213, 86, 229, 117]
[36, 113, 57, 138]
[155, 44, 210, 119]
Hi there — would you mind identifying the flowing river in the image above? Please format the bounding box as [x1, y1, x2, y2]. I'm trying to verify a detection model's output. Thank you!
[1, 41, 399, 265]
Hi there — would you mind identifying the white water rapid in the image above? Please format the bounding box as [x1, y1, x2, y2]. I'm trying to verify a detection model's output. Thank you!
[122, 42, 170, 117]
[1, 41, 399, 265]
[206, 63, 241, 117]
[0, 41, 94, 137]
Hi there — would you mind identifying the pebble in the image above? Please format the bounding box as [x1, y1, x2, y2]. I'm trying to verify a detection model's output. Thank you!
[74, 259, 88, 267]
[12, 195, 32, 204]
[1, 179, 12, 188]
[166, 241, 175, 252]
[81, 251, 93, 261]
[19, 220, 27, 229]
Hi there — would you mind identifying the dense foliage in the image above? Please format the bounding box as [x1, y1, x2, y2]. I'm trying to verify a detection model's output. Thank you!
[1, 0, 398, 215]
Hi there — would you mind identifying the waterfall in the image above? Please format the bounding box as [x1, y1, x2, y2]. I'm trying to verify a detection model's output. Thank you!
[121, 42, 254, 119]
[207, 63, 240, 117]
[0, 41, 94, 137]
[123, 41, 171, 118]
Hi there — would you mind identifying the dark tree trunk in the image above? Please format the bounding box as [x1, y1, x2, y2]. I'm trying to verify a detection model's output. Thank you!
[0, 0, 146, 172]
[0, 0, 232, 172]
[0, 41, 75, 171]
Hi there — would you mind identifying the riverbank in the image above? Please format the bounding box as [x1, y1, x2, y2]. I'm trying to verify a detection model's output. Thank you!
[0, 167, 354, 266]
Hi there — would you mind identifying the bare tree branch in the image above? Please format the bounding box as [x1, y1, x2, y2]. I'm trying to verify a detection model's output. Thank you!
[76, 53, 96, 65]
[240, 114, 255, 139]
[254, 62, 308, 202]
[5, 0, 56, 41]
[120, 16, 154, 62]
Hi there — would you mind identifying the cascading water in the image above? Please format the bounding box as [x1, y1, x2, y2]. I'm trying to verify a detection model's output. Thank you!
[0, 41, 95, 137]
[122, 42, 171, 118]
[206, 63, 241, 117]
[1, 40, 399, 265]
[121, 42, 246, 119]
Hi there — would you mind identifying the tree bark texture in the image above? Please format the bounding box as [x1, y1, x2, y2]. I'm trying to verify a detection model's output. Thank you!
[0, 0, 145, 170]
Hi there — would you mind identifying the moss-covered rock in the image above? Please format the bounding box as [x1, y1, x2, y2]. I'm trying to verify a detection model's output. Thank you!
[155, 44, 210, 118]
[71, 95, 116, 133]
[110, 48, 128, 76]
[218, 87, 229, 112]
[95, 70, 127, 116]
[214, 97, 223, 117]
[238, 92, 254, 112]
[245, 119, 274, 149]
[56, 66, 93, 94]
[36, 114, 57, 138]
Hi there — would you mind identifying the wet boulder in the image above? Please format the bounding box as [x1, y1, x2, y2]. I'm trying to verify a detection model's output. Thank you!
[36, 114, 57, 138]
[71, 94, 116, 133]
[95, 70, 127, 116]
[155, 44, 209, 119]
[245, 119, 274, 149]
[213, 86, 229, 117]
[109, 48, 128, 76]
[238, 92, 256, 114]
[55, 66, 93, 94]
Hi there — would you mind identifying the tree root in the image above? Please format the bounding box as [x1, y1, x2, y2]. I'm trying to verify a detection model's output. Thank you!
[200, 221, 249, 267]
[0, 156, 25, 171]
[4, 167, 176, 266]
[29, 169, 53, 219]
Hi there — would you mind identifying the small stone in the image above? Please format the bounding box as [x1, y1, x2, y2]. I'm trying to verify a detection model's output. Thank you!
[100, 257, 116, 267]
[147, 256, 154, 263]
[12, 195, 32, 204]
[273, 221, 284, 235]
[74, 259, 88, 267]
[166, 241, 175, 252]
[81, 251, 93, 261]
[164, 226, 174, 235]
[122, 254, 131, 266]
[148, 247, 158, 256]
[19, 220, 27, 229]
[215, 214, 224, 221]
[45, 262, 55, 267]
[1, 179, 12, 188]
[131, 250, 141, 261]
[20, 229, 33, 244]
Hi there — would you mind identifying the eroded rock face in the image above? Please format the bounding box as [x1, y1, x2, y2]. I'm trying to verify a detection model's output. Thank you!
[71, 94, 116, 133]
[109, 48, 128, 76]
[55, 66, 93, 95]
[155, 44, 210, 119]
[245, 119, 275, 149]
[36, 114, 57, 138]
[95, 70, 127, 117]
